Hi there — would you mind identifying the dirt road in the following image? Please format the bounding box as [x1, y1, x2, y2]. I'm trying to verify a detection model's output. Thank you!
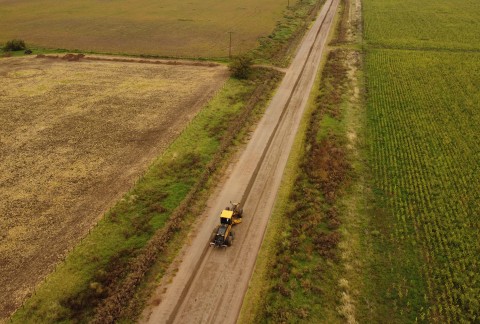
[141, 0, 339, 322]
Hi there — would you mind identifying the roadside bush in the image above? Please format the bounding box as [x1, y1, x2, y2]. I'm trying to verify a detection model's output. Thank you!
[3, 39, 26, 51]
[229, 55, 253, 79]
[59, 248, 134, 321]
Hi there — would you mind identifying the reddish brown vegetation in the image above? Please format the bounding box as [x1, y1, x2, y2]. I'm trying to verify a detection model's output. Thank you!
[313, 231, 341, 259]
[330, 0, 350, 45]
[313, 50, 348, 118]
[261, 49, 351, 321]
[309, 138, 350, 204]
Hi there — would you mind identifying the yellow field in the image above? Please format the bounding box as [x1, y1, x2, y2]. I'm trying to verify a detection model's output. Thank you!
[0, 55, 227, 317]
[0, 0, 287, 57]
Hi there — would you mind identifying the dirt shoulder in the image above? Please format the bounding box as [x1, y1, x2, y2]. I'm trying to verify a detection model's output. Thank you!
[0, 56, 227, 319]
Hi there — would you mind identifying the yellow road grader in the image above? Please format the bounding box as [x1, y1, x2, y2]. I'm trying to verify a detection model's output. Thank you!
[210, 202, 243, 247]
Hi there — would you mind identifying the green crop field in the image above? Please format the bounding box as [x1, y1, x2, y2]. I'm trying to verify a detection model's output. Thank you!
[367, 49, 480, 322]
[364, 0, 480, 322]
[0, 0, 287, 58]
[363, 0, 480, 50]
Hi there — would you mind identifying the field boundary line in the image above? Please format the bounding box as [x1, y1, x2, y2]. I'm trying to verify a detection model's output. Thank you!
[36, 53, 222, 68]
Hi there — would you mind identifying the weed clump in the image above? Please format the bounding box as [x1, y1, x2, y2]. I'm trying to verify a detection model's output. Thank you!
[229, 55, 253, 79]
[3, 39, 26, 51]
[59, 248, 134, 321]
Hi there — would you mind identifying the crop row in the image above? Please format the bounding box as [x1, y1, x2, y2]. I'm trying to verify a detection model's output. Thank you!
[366, 49, 480, 322]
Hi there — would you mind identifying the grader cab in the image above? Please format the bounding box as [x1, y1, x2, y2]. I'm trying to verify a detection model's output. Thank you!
[210, 202, 243, 247]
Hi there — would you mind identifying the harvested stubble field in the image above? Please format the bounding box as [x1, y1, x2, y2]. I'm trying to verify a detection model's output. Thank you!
[0, 0, 286, 58]
[0, 55, 227, 318]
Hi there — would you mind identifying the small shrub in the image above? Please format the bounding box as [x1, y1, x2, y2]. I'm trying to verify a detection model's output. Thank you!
[275, 283, 291, 297]
[4, 39, 26, 51]
[229, 55, 253, 79]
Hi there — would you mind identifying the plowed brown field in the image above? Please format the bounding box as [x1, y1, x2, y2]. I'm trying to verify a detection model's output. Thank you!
[0, 56, 227, 318]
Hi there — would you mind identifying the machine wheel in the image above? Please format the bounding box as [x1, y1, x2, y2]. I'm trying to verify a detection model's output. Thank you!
[227, 232, 234, 246]
[210, 228, 217, 243]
